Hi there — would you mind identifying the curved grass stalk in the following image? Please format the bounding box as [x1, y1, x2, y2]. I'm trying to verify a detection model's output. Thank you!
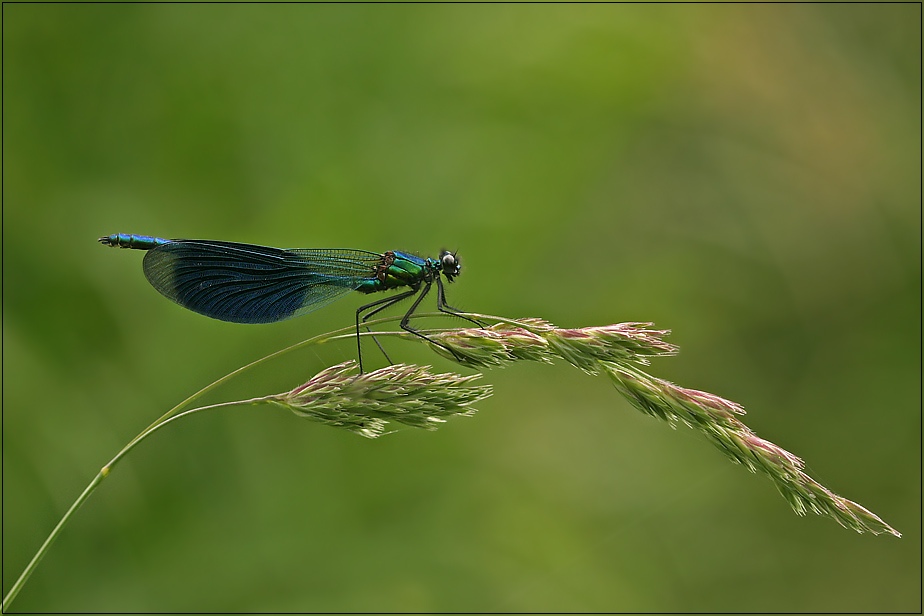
[3, 311, 900, 612]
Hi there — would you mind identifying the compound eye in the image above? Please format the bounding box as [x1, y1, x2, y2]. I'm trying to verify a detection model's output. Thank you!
[440, 251, 461, 277]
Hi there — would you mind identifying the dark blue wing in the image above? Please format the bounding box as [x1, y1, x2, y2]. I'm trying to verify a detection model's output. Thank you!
[141, 240, 381, 323]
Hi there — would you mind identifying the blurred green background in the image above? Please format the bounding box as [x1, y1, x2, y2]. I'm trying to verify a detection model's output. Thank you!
[3, 4, 920, 612]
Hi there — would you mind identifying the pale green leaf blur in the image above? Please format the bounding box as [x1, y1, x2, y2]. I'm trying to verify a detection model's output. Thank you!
[3, 4, 919, 612]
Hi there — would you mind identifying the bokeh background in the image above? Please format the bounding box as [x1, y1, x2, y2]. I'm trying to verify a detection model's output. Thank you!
[3, 4, 920, 612]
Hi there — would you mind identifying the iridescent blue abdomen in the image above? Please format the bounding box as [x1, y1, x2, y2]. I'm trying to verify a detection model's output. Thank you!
[100, 233, 171, 250]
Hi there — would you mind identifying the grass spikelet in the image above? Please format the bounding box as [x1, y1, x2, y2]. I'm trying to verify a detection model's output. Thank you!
[269, 360, 493, 438]
[414, 317, 900, 537]
[598, 362, 899, 537]
[423, 320, 676, 369]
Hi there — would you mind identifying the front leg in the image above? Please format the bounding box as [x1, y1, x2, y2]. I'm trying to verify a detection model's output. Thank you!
[435, 276, 484, 328]
[400, 282, 469, 363]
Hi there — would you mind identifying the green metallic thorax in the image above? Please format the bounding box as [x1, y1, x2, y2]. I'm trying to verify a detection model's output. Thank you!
[356, 251, 431, 294]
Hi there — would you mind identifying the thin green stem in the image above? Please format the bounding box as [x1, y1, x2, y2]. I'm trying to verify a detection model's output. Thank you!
[1, 399, 260, 612]
[321, 311, 520, 346]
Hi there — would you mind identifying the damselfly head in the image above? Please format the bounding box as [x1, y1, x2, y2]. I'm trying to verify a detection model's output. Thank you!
[439, 250, 461, 281]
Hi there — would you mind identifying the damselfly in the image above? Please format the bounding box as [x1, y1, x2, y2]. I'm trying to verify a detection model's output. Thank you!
[99, 233, 480, 371]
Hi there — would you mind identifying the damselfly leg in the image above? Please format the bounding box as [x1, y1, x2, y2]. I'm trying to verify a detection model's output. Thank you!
[435, 276, 484, 328]
[356, 280, 478, 372]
